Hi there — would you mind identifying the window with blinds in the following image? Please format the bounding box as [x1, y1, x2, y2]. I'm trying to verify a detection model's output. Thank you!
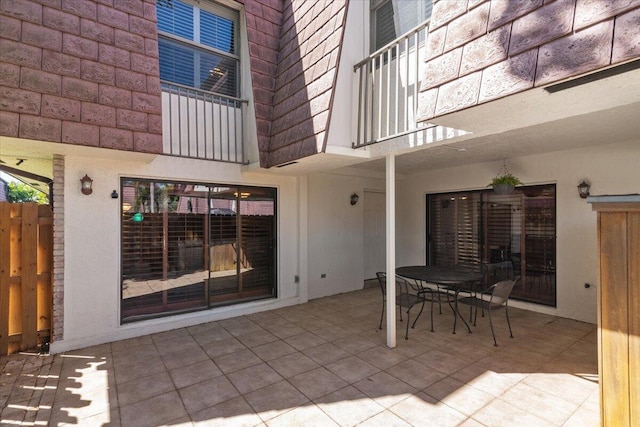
[157, 0, 239, 97]
[121, 179, 276, 323]
[370, 0, 433, 51]
[427, 185, 556, 306]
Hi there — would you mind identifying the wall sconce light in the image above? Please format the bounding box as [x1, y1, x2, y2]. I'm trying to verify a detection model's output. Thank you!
[577, 180, 591, 199]
[111, 190, 119, 199]
[350, 193, 359, 206]
[80, 174, 93, 195]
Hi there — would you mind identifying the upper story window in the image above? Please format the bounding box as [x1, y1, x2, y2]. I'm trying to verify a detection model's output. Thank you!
[370, 0, 432, 52]
[157, 0, 239, 97]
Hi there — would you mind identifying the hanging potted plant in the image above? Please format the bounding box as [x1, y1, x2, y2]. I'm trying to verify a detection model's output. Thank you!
[489, 159, 522, 194]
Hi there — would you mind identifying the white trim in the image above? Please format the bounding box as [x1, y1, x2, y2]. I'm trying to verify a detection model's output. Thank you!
[385, 153, 396, 348]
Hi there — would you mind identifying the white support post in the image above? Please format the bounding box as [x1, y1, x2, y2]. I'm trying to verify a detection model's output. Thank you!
[385, 153, 396, 348]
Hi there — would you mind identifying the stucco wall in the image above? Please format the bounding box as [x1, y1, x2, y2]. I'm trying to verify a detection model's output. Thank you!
[307, 171, 385, 299]
[397, 139, 640, 324]
[52, 153, 302, 353]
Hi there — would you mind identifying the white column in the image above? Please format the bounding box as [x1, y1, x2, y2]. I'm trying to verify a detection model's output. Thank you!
[386, 153, 396, 348]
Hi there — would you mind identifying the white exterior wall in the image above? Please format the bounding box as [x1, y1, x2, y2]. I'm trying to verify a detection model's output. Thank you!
[52, 154, 303, 353]
[307, 171, 385, 299]
[397, 139, 640, 324]
[302, 139, 639, 324]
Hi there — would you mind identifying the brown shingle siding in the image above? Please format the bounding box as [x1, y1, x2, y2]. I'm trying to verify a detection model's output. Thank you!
[267, 0, 347, 167]
[418, 0, 640, 122]
[0, 0, 162, 153]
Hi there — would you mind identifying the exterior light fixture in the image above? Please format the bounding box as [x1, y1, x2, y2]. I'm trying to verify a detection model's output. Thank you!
[80, 174, 93, 195]
[350, 193, 359, 206]
[111, 190, 119, 199]
[577, 180, 591, 199]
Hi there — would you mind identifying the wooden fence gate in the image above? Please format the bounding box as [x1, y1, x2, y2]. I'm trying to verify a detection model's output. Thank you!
[0, 202, 53, 355]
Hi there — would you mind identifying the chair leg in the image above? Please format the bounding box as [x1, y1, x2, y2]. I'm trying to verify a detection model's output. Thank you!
[379, 301, 384, 330]
[405, 309, 410, 340]
[506, 305, 514, 338]
[488, 308, 498, 346]
[411, 301, 425, 330]
[429, 298, 434, 332]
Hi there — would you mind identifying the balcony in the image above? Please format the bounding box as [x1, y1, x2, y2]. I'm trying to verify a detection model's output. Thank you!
[353, 22, 432, 148]
[161, 81, 248, 164]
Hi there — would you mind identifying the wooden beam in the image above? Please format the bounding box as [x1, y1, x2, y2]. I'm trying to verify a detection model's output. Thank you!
[21, 203, 38, 350]
[629, 212, 640, 427]
[0, 203, 11, 354]
[599, 212, 629, 426]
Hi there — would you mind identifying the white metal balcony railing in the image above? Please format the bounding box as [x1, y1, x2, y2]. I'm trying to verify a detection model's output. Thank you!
[161, 81, 248, 164]
[353, 21, 431, 148]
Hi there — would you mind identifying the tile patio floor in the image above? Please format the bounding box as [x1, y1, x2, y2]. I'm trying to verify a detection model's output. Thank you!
[1, 287, 599, 426]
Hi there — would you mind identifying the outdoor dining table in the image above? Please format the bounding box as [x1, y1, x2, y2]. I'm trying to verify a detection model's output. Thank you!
[396, 265, 484, 334]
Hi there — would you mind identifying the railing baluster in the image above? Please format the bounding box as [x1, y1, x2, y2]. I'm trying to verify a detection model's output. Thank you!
[203, 91, 208, 160]
[413, 31, 426, 129]
[367, 59, 372, 145]
[405, 37, 409, 135]
[160, 81, 247, 164]
[218, 93, 223, 161]
[226, 97, 231, 162]
[394, 44, 399, 136]
[240, 100, 245, 164]
[352, 21, 429, 148]
[178, 87, 183, 157]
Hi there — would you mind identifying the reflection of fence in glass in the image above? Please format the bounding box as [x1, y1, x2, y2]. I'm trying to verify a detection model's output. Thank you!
[161, 82, 246, 163]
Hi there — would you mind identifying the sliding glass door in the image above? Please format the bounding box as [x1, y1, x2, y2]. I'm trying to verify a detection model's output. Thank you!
[427, 185, 556, 306]
[121, 179, 276, 323]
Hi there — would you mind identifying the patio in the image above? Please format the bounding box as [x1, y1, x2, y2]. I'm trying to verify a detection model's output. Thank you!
[1, 287, 598, 426]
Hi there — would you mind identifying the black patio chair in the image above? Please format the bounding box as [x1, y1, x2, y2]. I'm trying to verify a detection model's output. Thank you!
[457, 278, 519, 346]
[397, 276, 434, 339]
[376, 272, 434, 338]
[376, 272, 400, 329]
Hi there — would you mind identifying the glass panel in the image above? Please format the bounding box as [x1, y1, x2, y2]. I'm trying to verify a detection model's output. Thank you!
[208, 186, 239, 303]
[159, 36, 238, 97]
[427, 192, 481, 269]
[239, 188, 276, 299]
[121, 181, 208, 322]
[198, 52, 237, 97]
[157, 0, 239, 97]
[520, 187, 556, 306]
[159, 37, 196, 88]
[157, 0, 194, 40]
[371, 0, 432, 51]
[121, 180, 277, 322]
[483, 191, 522, 285]
[200, 8, 236, 53]
[427, 185, 556, 306]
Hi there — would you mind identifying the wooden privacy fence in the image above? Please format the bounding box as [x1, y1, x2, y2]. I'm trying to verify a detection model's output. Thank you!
[0, 202, 53, 355]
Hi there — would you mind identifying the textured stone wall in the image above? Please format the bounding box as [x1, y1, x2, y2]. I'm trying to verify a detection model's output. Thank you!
[0, 0, 162, 153]
[239, 0, 284, 167]
[418, 0, 640, 122]
[267, 0, 347, 167]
